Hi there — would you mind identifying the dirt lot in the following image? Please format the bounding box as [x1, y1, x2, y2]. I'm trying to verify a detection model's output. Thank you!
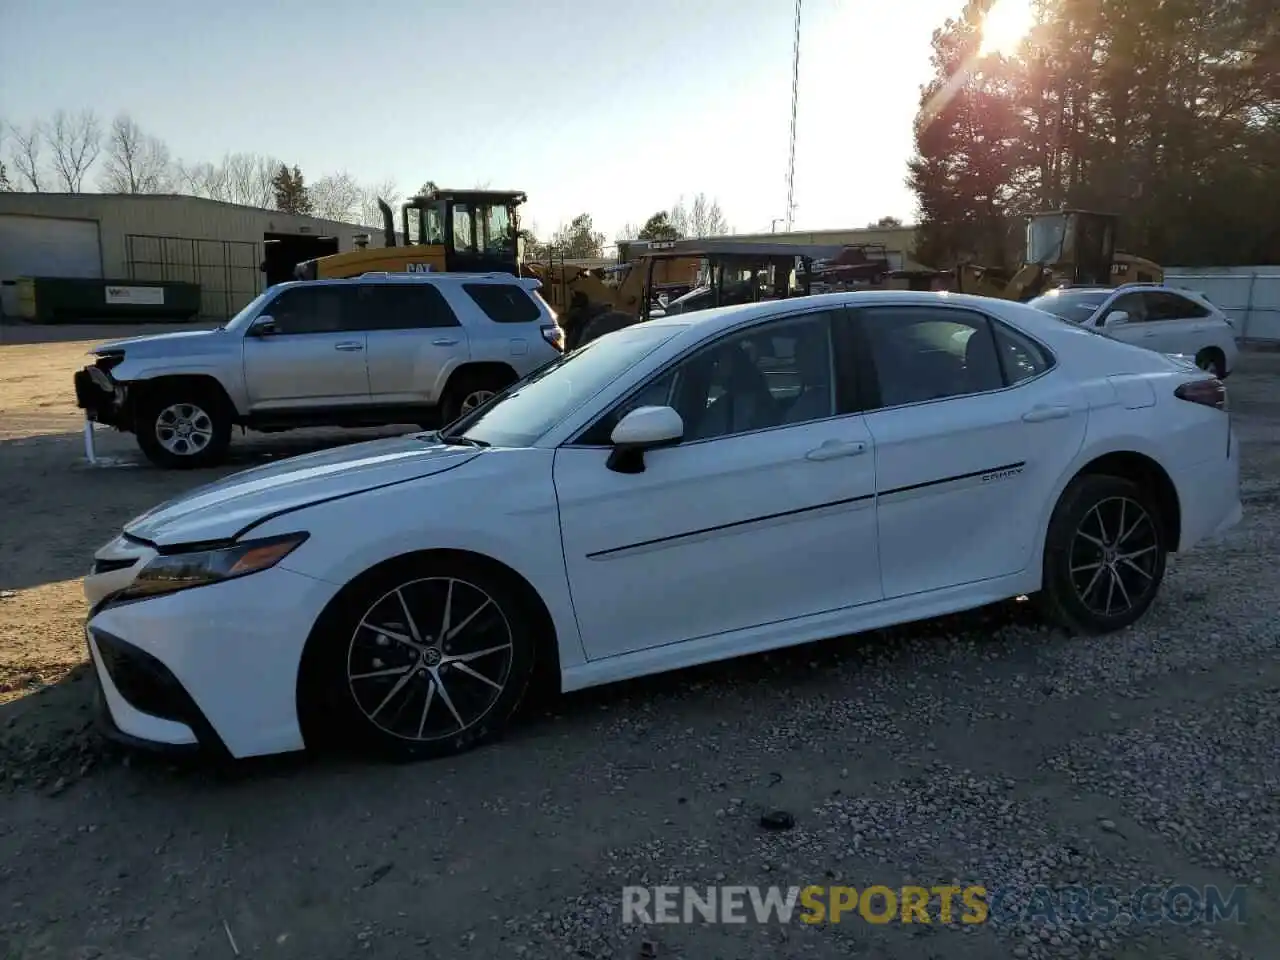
[1, 323, 1277, 960]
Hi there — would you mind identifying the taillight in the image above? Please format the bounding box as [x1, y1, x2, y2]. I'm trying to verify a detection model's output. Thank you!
[540, 324, 564, 351]
[1174, 378, 1226, 410]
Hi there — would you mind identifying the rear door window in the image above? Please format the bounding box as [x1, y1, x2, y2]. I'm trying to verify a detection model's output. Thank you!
[464, 283, 542, 323]
[1145, 292, 1209, 321]
[355, 284, 461, 330]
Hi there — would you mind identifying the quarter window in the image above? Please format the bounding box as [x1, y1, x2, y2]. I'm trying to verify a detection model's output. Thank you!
[858, 307, 1004, 408]
[991, 321, 1052, 384]
[464, 283, 541, 324]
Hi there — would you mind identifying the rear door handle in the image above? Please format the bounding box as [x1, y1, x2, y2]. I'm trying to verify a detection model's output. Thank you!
[1022, 404, 1071, 422]
[432, 338, 460, 347]
[334, 341, 364, 352]
[806, 439, 868, 461]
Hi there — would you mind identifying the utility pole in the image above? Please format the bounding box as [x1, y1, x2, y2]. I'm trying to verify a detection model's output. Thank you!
[785, 0, 801, 233]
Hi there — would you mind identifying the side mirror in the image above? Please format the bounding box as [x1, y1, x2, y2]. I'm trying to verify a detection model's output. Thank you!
[1100, 310, 1128, 328]
[250, 315, 277, 336]
[606, 405, 684, 474]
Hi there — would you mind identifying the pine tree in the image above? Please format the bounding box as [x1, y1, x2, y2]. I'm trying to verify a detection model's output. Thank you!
[272, 164, 313, 215]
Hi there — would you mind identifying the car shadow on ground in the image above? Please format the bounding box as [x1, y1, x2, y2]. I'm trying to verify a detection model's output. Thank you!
[0, 594, 1052, 798]
[0, 426, 419, 594]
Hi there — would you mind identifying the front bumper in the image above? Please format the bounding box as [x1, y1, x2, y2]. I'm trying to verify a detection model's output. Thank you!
[74, 365, 131, 430]
[88, 626, 218, 757]
[85, 564, 341, 759]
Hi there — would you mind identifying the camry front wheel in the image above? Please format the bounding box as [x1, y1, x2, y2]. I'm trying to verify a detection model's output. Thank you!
[300, 556, 537, 761]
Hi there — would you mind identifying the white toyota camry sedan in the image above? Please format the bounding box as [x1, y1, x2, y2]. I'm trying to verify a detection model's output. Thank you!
[83, 291, 1242, 762]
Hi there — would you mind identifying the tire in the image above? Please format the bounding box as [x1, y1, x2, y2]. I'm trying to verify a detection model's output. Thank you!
[133, 383, 232, 469]
[440, 369, 515, 426]
[298, 554, 537, 761]
[1039, 474, 1168, 635]
[1195, 348, 1225, 378]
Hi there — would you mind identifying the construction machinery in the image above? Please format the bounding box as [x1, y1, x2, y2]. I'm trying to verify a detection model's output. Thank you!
[952, 209, 1163, 301]
[292, 187, 527, 280]
[569, 238, 850, 347]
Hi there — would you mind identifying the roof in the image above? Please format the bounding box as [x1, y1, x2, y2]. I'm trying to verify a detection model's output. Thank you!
[410, 188, 528, 204]
[1029, 208, 1120, 219]
[646, 289, 1055, 340]
[0, 191, 384, 232]
[639, 238, 851, 260]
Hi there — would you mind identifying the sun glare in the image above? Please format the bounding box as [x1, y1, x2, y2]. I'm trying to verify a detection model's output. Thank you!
[978, 0, 1036, 57]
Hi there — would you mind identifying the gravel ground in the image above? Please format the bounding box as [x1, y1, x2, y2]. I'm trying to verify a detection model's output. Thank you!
[0, 326, 1277, 960]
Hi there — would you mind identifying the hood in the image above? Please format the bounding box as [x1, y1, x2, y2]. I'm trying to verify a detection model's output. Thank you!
[664, 285, 712, 315]
[124, 434, 482, 546]
[92, 328, 222, 355]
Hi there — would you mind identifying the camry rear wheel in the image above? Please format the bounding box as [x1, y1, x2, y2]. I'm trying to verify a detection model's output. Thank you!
[301, 556, 536, 761]
[1039, 474, 1168, 635]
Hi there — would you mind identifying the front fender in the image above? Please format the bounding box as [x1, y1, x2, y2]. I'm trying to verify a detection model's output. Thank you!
[260, 448, 589, 671]
[115, 360, 249, 415]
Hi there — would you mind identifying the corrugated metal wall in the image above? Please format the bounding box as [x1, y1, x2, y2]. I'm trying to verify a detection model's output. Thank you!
[1165, 266, 1280, 343]
[0, 193, 388, 319]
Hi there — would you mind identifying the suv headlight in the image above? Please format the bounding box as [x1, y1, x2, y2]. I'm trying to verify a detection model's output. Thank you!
[117, 532, 308, 601]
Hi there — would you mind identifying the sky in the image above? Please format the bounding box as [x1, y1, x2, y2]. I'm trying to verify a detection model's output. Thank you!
[1, 0, 966, 242]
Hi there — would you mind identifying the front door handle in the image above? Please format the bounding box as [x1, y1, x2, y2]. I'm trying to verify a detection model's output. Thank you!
[334, 341, 364, 352]
[432, 338, 460, 347]
[806, 439, 868, 461]
[1022, 404, 1071, 422]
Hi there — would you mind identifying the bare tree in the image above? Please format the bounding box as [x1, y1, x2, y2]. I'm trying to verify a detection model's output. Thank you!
[100, 114, 172, 193]
[616, 222, 639, 242]
[7, 121, 45, 191]
[358, 178, 401, 228]
[309, 171, 361, 222]
[175, 159, 227, 200]
[667, 194, 729, 238]
[221, 152, 278, 207]
[688, 193, 729, 237]
[47, 109, 102, 191]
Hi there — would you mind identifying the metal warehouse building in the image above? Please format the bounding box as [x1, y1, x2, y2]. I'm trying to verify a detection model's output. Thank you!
[0, 193, 389, 321]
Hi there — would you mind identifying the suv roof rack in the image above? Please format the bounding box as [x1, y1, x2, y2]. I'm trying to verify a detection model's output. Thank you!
[354, 271, 519, 280]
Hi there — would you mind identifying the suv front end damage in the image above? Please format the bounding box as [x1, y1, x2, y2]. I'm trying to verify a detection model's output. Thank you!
[74, 351, 134, 433]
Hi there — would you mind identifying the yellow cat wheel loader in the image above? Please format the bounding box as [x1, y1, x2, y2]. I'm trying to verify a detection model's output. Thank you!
[953, 209, 1163, 301]
[293, 187, 527, 280]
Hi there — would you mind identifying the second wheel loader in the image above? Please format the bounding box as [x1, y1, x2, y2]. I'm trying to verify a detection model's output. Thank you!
[953, 209, 1163, 301]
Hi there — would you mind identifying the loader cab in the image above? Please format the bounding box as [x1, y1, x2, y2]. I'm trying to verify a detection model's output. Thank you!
[642, 240, 845, 319]
[1026, 209, 1118, 286]
[398, 189, 527, 274]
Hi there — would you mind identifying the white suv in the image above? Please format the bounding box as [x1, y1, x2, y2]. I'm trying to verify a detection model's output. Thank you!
[1028, 284, 1238, 377]
[73, 273, 564, 468]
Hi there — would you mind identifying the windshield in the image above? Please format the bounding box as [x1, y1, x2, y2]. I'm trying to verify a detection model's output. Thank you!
[221, 291, 274, 332]
[1026, 214, 1070, 264]
[1027, 290, 1110, 324]
[451, 324, 679, 447]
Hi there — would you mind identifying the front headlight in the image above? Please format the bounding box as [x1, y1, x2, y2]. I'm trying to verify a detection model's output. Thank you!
[117, 532, 308, 601]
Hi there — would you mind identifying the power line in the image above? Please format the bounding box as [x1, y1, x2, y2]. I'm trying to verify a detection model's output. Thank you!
[785, 0, 802, 232]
